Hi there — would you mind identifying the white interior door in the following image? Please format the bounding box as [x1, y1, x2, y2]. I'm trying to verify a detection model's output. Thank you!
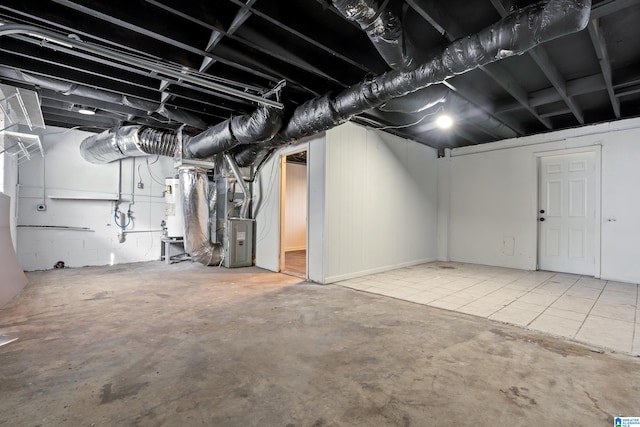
[538, 152, 596, 275]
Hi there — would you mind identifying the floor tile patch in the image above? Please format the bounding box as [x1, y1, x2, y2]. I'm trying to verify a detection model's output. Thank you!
[339, 261, 639, 356]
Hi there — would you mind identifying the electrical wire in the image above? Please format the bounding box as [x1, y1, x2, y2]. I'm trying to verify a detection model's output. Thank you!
[36, 125, 83, 136]
[146, 156, 166, 185]
[137, 162, 143, 186]
[354, 107, 444, 131]
[144, 175, 155, 257]
[146, 115, 173, 125]
[42, 149, 46, 203]
[379, 109, 443, 131]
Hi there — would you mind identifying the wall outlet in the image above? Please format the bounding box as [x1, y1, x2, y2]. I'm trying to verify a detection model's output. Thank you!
[37, 203, 47, 211]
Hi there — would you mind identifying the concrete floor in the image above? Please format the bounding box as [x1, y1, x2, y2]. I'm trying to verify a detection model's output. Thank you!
[1, 261, 639, 426]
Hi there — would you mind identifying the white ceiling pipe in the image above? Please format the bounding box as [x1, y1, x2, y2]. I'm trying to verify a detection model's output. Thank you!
[0, 24, 284, 110]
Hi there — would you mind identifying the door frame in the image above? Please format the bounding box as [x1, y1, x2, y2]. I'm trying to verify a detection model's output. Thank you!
[279, 148, 309, 278]
[533, 146, 602, 277]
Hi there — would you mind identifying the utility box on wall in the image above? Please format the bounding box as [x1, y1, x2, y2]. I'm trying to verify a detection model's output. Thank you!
[224, 218, 254, 268]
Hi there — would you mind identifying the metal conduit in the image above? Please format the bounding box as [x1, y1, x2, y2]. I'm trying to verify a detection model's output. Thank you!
[0, 24, 284, 110]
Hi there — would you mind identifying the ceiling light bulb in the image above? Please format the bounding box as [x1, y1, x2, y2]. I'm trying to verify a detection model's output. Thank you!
[436, 114, 453, 129]
[77, 107, 96, 115]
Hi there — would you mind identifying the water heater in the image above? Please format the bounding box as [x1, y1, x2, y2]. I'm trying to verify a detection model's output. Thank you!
[165, 177, 184, 238]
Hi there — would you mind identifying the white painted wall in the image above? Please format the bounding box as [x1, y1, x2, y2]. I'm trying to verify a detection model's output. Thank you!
[0, 193, 27, 308]
[323, 123, 438, 283]
[0, 114, 20, 250]
[599, 130, 640, 283]
[16, 127, 175, 271]
[283, 162, 307, 251]
[1, 151, 19, 251]
[448, 147, 538, 269]
[436, 154, 450, 261]
[446, 117, 640, 283]
[306, 138, 326, 283]
[4, 154, 19, 252]
[254, 123, 438, 284]
[254, 134, 325, 283]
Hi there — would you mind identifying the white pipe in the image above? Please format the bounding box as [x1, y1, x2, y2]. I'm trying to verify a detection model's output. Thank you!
[129, 158, 135, 212]
[0, 24, 284, 110]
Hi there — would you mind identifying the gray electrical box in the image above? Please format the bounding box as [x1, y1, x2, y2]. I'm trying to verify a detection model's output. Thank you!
[224, 218, 254, 268]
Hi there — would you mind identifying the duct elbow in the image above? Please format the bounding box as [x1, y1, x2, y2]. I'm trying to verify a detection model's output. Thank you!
[185, 106, 283, 159]
[190, 243, 223, 266]
[230, 145, 271, 168]
[540, 0, 592, 38]
[332, 0, 377, 25]
[332, 0, 415, 71]
[510, 0, 592, 51]
[232, 105, 283, 144]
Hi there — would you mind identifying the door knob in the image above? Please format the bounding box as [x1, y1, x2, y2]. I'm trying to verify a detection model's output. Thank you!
[539, 218, 545, 222]
[539, 209, 545, 214]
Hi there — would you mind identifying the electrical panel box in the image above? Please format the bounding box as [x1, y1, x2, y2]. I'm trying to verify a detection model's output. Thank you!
[224, 218, 254, 268]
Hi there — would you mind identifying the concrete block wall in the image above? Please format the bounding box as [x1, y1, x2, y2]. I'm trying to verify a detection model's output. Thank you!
[16, 127, 175, 271]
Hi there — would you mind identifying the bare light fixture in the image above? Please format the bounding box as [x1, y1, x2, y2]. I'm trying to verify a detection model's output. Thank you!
[436, 114, 453, 129]
[77, 106, 96, 115]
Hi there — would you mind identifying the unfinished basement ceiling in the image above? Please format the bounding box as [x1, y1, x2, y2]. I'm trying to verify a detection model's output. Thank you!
[0, 0, 638, 153]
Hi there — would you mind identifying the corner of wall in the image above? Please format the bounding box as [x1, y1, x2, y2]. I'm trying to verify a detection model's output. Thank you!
[436, 153, 451, 262]
[0, 193, 27, 308]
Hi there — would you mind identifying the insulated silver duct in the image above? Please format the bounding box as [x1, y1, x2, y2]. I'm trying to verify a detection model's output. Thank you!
[332, 0, 417, 71]
[231, 0, 591, 166]
[178, 166, 221, 266]
[80, 125, 178, 164]
[80, 106, 282, 164]
[79, 0, 589, 167]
